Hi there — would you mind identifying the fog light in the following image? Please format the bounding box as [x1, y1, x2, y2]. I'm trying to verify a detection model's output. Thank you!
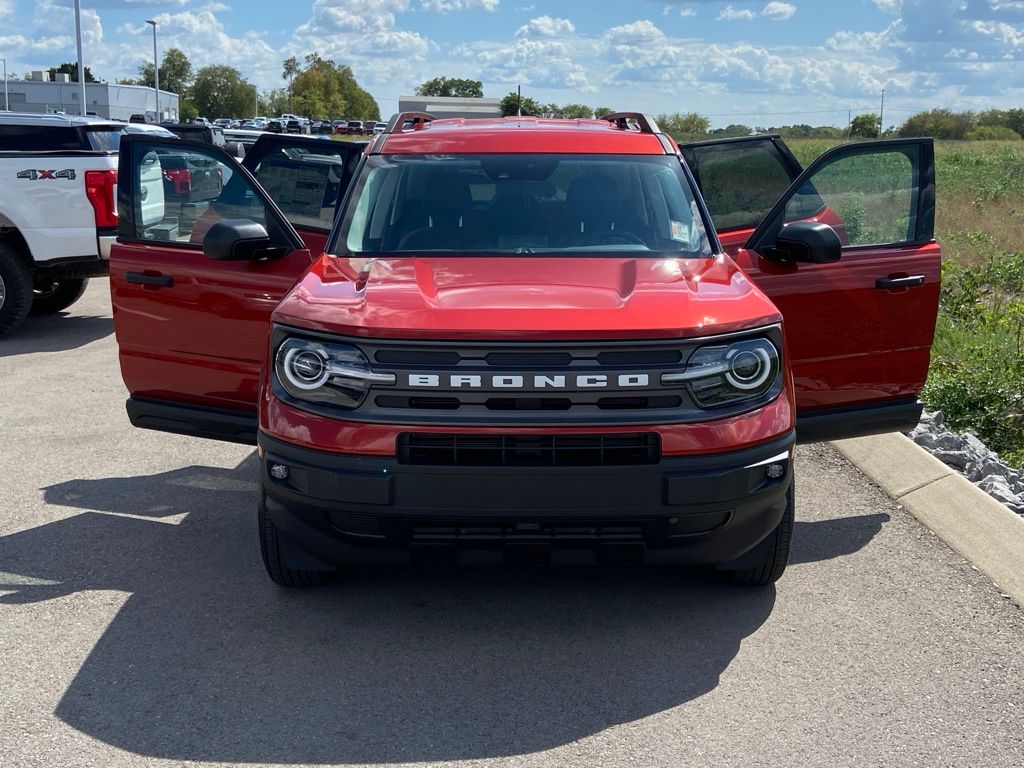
[766, 463, 785, 479]
[269, 463, 289, 480]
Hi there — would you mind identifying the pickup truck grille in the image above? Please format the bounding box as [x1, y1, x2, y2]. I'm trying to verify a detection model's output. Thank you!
[397, 432, 660, 466]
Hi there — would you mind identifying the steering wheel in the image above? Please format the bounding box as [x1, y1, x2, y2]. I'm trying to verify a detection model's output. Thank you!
[588, 230, 645, 246]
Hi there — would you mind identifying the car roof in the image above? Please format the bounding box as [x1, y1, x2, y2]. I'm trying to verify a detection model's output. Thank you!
[0, 111, 122, 129]
[378, 116, 668, 155]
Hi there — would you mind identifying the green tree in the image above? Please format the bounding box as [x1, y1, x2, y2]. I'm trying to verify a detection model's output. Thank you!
[965, 125, 1022, 141]
[499, 90, 543, 117]
[263, 88, 291, 116]
[558, 103, 594, 119]
[282, 55, 300, 112]
[190, 65, 256, 119]
[48, 62, 97, 83]
[593, 106, 614, 119]
[898, 108, 976, 140]
[416, 76, 483, 98]
[288, 53, 379, 120]
[850, 113, 881, 138]
[655, 112, 710, 139]
[137, 47, 193, 96]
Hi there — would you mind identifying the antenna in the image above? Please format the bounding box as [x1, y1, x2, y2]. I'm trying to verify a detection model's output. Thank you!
[517, 85, 522, 118]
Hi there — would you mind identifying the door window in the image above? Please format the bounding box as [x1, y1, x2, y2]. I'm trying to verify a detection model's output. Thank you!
[249, 143, 356, 232]
[124, 141, 268, 247]
[782, 149, 917, 246]
[684, 139, 797, 232]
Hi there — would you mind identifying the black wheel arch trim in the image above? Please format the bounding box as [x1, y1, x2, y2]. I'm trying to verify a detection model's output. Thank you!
[795, 398, 923, 443]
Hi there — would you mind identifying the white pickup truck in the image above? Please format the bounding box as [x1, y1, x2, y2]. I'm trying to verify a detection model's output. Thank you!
[0, 113, 122, 335]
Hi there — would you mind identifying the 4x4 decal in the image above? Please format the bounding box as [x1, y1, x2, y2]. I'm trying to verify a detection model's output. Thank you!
[17, 169, 77, 181]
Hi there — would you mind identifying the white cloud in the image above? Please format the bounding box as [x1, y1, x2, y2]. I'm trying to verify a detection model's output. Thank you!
[0, 0, 14, 18]
[680, 8, 697, 16]
[420, 0, 499, 11]
[762, 2, 796, 21]
[718, 5, 757, 20]
[516, 15, 575, 37]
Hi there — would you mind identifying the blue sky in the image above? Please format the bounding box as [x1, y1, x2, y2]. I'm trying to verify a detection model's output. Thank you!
[2, 1, 1023, 127]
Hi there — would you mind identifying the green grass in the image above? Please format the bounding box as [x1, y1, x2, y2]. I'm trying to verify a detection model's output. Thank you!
[788, 139, 1024, 465]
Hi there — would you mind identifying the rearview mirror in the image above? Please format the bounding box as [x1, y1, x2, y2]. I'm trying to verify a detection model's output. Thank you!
[769, 221, 842, 264]
[202, 219, 285, 261]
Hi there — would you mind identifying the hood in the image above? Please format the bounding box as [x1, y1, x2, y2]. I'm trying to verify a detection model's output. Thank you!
[271, 254, 781, 341]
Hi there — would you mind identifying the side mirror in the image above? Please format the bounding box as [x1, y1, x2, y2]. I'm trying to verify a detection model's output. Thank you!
[203, 219, 285, 261]
[769, 221, 842, 264]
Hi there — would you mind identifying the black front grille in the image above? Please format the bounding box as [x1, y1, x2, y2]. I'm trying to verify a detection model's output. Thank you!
[397, 432, 660, 466]
[374, 350, 461, 367]
[406, 518, 648, 542]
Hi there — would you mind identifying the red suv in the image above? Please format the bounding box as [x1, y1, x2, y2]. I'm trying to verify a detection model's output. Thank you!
[110, 114, 940, 587]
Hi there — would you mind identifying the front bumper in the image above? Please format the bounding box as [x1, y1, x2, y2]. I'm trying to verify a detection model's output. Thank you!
[258, 430, 795, 569]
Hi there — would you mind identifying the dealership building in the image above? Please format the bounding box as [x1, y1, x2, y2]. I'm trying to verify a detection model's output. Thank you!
[1, 71, 179, 122]
[397, 95, 502, 120]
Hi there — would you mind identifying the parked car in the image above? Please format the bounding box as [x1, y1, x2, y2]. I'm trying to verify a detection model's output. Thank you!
[193, 117, 211, 126]
[285, 119, 304, 135]
[163, 123, 227, 149]
[331, 119, 348, 134]
[157, 149, 223, 204]
[110, 115, 941, 587]
[266, 119, 285, 134]
[0, 112, 122, 334]
[128, 113, 151, 124]
[213, 119, 234, 129]
[372, 121, 386, 134]
[346, 120, 364, 134]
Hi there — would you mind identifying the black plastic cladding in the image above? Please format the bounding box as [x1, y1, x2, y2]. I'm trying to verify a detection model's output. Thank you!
[269, 324, 785, 427]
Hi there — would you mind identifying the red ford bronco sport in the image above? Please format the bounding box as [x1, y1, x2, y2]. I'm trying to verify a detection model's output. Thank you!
[110, 113, 940, 587]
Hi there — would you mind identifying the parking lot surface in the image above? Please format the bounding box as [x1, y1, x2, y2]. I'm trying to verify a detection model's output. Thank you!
[2, 281, 1023, 768]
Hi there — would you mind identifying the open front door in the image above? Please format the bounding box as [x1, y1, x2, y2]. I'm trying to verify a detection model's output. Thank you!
[241, 134, 365, 256]
[731, 138, 940, 442]
[679, 135, 802, 255]
[110, 134, 320, 444]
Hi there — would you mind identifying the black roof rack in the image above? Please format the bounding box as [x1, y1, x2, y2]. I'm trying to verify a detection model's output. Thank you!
[384, 111, 436, 134]
[599, 112, 662, 135]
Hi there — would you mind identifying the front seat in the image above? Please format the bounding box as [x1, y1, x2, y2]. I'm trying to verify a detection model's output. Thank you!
[396, 173, 473, 251]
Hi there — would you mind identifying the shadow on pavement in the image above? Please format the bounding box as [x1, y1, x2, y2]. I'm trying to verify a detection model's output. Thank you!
[0, 313, 112, 357]
[0, 455, 883, 764]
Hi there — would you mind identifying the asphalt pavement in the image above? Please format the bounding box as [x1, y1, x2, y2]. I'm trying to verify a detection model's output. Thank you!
[1, 280, 1022, 768]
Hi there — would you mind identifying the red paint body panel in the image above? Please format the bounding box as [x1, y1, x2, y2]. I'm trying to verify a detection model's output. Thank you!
[272, 254, 782, 341]
[110, 241, 314, 411]
[733, 241, 941, 411]
[260, 388, 795, 457]
[380, 118, 666, 155]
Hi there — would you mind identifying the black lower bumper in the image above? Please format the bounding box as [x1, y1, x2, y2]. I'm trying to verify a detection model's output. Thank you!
[257, 431, 795, 569]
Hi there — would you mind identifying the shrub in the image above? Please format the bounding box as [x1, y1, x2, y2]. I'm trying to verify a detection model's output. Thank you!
[965, 125, 1022, 141]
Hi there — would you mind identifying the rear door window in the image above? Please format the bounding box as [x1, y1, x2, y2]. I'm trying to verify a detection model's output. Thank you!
[682, 138, 800, 233]
[84, 127, 122, 152]
[0, 125, 84, 151]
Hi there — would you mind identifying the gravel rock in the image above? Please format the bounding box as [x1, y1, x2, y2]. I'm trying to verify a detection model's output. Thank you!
[909, 411, 1024, 516]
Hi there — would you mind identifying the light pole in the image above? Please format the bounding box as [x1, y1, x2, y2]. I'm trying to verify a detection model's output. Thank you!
[146, 19, 159, 122]
[1, 58, 8, 112]
[879, 87, 886, 138]
[74, 0, 87, 114]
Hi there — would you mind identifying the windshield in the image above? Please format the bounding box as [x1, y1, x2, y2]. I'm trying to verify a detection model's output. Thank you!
[85, 127, 122, 152]
[335, 153, 713, 257]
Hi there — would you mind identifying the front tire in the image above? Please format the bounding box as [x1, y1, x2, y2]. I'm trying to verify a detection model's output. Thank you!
[30, 278, 88, 315]
[258, 495, 332, 588]
[0, 243, 34, 336]
[725, 482, 794, 586]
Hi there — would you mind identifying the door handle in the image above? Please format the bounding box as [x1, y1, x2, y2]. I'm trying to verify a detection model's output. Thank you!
[126, 272, 174, 288]
[875, 275, 925, 290]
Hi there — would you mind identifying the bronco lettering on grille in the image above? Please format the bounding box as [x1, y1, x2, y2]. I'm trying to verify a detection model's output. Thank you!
[407, 373, 651, 389]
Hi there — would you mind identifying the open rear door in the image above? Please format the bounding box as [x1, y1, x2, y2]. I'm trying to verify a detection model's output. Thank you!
[110, 134, 318, 444]
[730, 138, 940, 442]
[679, 135, 802, 255]
[241, 134, 365, 256]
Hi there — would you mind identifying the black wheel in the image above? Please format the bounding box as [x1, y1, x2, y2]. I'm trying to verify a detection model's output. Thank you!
[258, 495, 332, 588]
[725, 482, 794, 586]
[30, 278, 88, 315]
[0, 243, 34, 336]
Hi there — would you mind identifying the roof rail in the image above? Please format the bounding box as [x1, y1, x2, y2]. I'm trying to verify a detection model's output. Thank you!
[599, 112, 662, 135]
[384, 111, 436, 134]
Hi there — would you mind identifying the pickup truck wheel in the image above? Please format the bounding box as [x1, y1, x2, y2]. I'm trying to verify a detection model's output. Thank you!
[30, 278, 88, 315]
[723, 482, 794, 587]
[258, 496, 332, 588]
[0, 244, 34, 336]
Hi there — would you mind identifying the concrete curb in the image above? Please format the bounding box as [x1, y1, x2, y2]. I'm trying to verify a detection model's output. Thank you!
[832, 432, 1024, 606]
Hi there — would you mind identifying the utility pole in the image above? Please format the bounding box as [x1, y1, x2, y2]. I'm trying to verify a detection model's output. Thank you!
[848, 109, 852, 137]
[254, 85, 258, 118]
[146, 19, 159, 122]
[73, 0, 87, 115]
[516, 84, 521, 117]
[1, 58, 7, 112]
[879, 88, 886, 138]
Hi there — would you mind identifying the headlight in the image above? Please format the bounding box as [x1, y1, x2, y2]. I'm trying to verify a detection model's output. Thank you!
[663, 337, 781, 408]
[274, 337, 394, 409]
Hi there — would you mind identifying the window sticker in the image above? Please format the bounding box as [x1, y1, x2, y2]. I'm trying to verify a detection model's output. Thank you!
[670, 219, 691, 243]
